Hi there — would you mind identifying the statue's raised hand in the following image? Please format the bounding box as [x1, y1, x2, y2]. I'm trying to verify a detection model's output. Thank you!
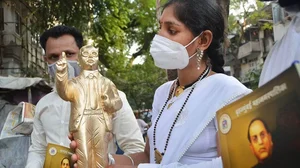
[56, 52, 67, 71]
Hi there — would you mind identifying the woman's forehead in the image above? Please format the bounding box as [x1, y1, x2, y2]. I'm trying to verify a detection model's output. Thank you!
[159, 6, 183, 26]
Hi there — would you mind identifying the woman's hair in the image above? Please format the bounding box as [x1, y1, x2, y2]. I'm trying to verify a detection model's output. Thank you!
[162, 0, 225, 73]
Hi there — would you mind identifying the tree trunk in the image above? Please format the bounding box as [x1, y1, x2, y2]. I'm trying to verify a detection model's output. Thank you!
[217, 0, 230, 52]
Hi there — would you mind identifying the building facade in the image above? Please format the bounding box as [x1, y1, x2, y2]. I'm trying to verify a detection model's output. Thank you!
[225, 3, 275, 88]
[0, 0, 47, 78]
[237, 26, 274, 85]
[235, 2, 294, 87]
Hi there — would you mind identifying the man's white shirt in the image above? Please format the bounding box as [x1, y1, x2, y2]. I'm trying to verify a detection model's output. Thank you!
[25, 90, 145, 168]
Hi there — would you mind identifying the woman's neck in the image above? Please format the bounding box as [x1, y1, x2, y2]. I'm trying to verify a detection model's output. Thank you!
[177, 62, 208, 86]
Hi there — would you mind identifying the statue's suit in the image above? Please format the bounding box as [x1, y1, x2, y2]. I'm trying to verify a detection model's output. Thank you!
[56, 68, 122, 168]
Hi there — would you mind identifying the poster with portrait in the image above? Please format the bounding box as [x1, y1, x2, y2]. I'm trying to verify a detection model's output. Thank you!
[217, 63, 300, 168]
[44, 143, 73, 168]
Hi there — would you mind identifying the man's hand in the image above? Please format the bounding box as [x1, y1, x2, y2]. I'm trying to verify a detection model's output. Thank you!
[68, 133, 79, 168]
[68, 133, 136, 168]
[56, 52, 67, 71]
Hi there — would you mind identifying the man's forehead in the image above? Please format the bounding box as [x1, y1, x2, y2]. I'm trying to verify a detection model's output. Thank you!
[250, 121, 267, 132]
[45, 36, 79, 53]
[46, 48, 77, 55]
[46, 35, 76, 46]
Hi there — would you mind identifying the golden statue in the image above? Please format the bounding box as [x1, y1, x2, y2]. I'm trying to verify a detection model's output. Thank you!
[55, 45, 123, 168]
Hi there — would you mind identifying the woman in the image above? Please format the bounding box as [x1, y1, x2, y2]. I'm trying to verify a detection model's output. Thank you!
[71, 0, 252, 167]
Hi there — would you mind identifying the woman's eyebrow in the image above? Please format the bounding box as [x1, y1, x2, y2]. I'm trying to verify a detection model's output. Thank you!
[159, 21, 181, 26]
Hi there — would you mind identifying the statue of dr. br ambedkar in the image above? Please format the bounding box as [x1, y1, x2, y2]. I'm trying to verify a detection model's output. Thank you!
[55, 45, 123, 168]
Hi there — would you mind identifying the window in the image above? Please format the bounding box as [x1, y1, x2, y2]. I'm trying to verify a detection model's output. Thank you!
[15, 12, 21, 34]
[0, 8, 3, 31]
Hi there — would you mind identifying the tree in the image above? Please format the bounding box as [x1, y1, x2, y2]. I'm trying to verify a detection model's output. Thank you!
[27, 0, 235, 108]
[217, 0, 230, 52]
[28, 0, 158, 67]
[245, 65, 262, 89]
[227, 0, 272, 79]
[106, 55, 167, 110]
[28, 0, 166, 110]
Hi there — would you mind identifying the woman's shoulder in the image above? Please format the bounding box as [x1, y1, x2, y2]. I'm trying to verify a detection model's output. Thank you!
[208, 73, 248, 88]
[203, 73, 252, 95]
[199, 74, 252, 106]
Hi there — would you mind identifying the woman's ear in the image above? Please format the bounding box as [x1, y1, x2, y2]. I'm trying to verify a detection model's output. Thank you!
[197, 30, 213, 51]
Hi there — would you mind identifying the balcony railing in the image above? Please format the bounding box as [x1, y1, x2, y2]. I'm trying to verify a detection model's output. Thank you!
[238, 41, 261, 59]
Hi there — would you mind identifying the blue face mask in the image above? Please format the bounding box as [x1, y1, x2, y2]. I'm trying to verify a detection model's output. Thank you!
[67, 60, 81, 77]
[48, 60, 81, 79]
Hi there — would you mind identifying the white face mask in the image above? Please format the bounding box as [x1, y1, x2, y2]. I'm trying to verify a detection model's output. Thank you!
[150, 34, 201, 69]
[48, 60, 81, 79]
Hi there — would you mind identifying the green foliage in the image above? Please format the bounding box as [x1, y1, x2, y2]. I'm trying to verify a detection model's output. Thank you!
[261, 22, 273, 30]
[27, 0, 166, 110]
[106, 55, 167, 110]
[245, 66, 262, 90]
[228, 0, 272, 33]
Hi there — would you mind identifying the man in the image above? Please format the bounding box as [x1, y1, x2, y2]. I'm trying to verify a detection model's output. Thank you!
[25, 25, 144, 168]
[247, 118, 273, 168]
[259, 0, 300, 86]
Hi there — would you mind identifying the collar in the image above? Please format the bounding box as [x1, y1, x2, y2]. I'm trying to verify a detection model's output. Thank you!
[82, 70, 100, 79]
[53, 86, 57, 93]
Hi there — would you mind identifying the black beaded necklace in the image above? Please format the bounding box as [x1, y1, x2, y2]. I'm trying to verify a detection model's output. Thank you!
[153, 66, 211, 164]
[174, 77, 197, 97]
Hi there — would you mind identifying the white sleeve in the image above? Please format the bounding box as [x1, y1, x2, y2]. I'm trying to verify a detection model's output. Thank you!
[25, 104, 47, 168]
[138, 157, 223, 168]
[114, 91, 145, 154]
[140, 119, 148, 127]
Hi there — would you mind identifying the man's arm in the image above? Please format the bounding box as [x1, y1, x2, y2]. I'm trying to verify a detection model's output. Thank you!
[102, 79, 123, 113]
[25, 103, 48, 168]
[113, 91, 145, 154]
[139, 119, 149, 129]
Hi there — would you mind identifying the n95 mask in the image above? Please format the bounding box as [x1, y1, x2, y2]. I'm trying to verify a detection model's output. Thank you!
[150, 34, 200, 69]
